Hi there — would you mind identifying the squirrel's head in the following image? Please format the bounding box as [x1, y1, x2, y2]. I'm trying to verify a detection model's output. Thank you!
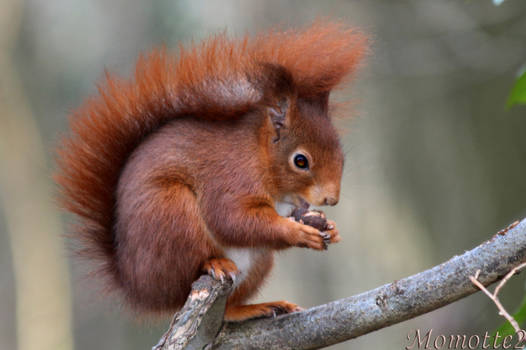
[260, 64, 344, 208]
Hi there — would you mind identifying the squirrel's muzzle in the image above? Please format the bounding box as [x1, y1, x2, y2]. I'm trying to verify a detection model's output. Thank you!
[324, 196, 339, 206]
[307, 183, 340, 207]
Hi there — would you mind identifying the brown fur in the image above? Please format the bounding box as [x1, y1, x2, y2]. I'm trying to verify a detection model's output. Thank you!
[55, 21, 367, 318]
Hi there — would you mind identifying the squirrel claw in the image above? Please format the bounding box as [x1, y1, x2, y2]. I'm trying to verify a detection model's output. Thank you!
[320, 232, 331, 249]
[202, 258, 239, 283]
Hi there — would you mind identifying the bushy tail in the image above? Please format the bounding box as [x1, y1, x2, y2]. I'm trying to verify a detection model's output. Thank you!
[54, 21, 367, 290]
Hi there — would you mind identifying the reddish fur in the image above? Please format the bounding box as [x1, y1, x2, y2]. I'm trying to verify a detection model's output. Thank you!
[55, 21, 367, 318]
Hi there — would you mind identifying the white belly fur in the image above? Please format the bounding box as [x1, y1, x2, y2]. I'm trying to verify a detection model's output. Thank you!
[274, 200, 295, 217]
[224, 247, 259, 285]
[224, 247, 253, 273]
[224, 201, 291, 285]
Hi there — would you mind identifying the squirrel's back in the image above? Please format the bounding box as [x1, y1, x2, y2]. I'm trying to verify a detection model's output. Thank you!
[114, 115, 266, 310]
[55, 21, 367, 302]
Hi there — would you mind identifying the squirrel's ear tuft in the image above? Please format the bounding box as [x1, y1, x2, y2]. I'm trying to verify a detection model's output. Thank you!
[260, 63, 295, 97]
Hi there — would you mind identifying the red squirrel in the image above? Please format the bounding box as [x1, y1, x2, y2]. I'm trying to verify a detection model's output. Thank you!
[55, 22, 367, 321]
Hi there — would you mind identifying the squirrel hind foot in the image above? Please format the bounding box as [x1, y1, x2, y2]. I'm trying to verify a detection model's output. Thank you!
[202, 258, 240, 283]
[224, 301, 303, 322]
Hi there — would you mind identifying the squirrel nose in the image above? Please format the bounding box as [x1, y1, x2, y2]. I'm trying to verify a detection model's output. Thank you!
[324, 196, 339, 206]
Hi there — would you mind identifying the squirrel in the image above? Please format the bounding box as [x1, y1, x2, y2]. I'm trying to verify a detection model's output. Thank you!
[55, 22, 367, 321]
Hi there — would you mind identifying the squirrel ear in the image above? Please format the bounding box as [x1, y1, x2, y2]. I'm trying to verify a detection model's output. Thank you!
[314, 91, 330, 115]
[268, 98, 290, 143]
[258, 63, 294, 143]
[297, 91, 330, 116]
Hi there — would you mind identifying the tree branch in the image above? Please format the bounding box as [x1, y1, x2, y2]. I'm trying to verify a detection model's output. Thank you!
[156, 218, 526, 350]
[153, 276, 233, 350]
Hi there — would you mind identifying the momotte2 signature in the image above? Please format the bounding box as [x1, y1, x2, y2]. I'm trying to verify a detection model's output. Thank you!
[405, 329, 526, 350]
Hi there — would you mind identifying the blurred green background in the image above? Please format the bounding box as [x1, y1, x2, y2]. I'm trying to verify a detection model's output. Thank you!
[1, 0, 526, 349]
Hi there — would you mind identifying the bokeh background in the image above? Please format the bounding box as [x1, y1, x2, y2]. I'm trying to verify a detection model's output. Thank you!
[1, 0, 525, 349]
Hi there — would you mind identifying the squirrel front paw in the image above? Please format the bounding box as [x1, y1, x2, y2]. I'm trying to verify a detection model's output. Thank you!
[284, 220, 330, 251]
[287, 209, 341, 249]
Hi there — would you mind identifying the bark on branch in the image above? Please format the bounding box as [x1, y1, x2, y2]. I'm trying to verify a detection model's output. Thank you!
[153, 276, 233, 350]
[156, 218, 526, 350]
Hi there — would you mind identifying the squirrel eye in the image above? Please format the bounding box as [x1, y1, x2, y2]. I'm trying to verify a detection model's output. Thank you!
[293, 154, 309, 170]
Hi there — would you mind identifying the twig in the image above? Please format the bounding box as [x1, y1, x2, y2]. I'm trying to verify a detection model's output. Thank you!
[469, 262, 526, 333]
[155, 218, 526, 350]
[494, 262, 526, 297]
